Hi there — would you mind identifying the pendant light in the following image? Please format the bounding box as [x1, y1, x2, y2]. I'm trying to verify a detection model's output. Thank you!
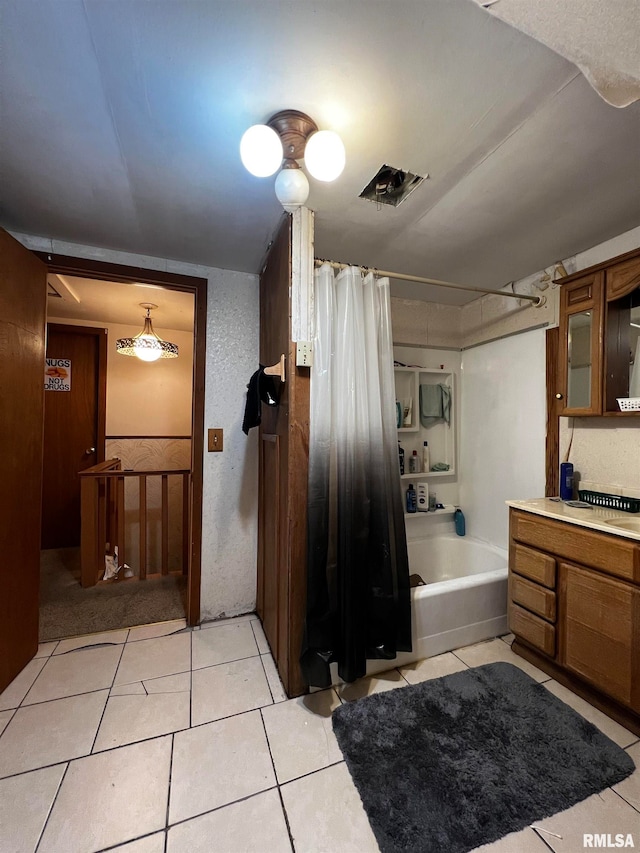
[116, 303, 179, 362]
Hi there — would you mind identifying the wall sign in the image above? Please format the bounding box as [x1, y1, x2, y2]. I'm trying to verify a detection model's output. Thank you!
[45, 358, 71, 391]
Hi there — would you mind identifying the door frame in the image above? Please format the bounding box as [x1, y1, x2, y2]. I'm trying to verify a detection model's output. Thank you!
[36, 252, 207, 626]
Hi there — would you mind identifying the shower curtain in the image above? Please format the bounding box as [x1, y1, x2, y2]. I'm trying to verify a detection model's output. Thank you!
[300, 264, 411, 688]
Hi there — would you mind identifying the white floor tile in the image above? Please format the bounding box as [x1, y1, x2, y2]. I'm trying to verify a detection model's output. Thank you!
[612, 741, 640, 810]
[93, 691, 190, 752]
[114, 633, 191, 685]
[337, 669, 407, 702]
[144, 672, 191, 693]
[473, 826, 552, 851]
[39, 735, 172, 853]
[109, 833, 166, 853]
[191, 656, 272, 726]
[35, 641, 58, 658]
[543, 680, 637, 748]
[281, 762, 379, 853]
[111, 682, 147, 697]
[453, 639, 549, 682]
[530, 788, 640, 852]
[262, 688, 343, 784]
[191, 621, 258, 669]
[0, 709, 13, 736]
[169, 710, 275, 825]
[127, 619, 187, 642]
[54, 629, 128, 655]
[0, 764, 66, 853]
[400, 651, 468, 685]
[167, 789, 291, 853]
[261, 654, 287, 703]
[0, 658, 46, 711]
[0, 690, 108, 778]
[23, 645, 122, 705]
[251, 620, 271, 654]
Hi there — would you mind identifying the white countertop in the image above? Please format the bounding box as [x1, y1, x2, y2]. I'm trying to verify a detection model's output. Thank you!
[506, 497, 640, 542]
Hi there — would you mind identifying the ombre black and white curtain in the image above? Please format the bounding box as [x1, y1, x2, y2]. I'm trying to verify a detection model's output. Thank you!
[300, 263, 411, 688]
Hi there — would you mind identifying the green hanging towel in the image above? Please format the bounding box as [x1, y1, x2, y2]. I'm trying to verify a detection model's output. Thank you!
[420, 383, 451, 427]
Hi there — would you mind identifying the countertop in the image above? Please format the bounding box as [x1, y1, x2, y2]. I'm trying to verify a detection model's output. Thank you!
[506, 497, 640, 542]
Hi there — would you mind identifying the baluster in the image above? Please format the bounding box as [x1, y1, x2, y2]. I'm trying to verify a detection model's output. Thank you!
[162, 474, 169, 574]
[139, 475, 147, 580]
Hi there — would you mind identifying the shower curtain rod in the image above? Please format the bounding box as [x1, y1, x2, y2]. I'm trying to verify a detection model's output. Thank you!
[313, 258, 544, 306]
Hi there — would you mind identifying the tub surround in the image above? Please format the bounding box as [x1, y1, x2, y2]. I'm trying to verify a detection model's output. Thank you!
[507, 504, 640, 735]
[506, 497, 640, 542]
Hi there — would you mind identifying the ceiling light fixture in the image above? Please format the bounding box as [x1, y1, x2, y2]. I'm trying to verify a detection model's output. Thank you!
[116, 303, 179, 362]
[240, 110, 345, 212]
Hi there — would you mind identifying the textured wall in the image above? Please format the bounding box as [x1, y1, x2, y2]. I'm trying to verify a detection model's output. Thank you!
[13, 232, 259, 621]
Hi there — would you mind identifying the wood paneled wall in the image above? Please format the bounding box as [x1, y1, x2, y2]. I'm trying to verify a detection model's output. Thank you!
[257, 217, 310, 698]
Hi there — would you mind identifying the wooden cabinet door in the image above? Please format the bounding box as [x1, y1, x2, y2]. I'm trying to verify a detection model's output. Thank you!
[0, 229, 47, 693]
[557, 272, 604, 415]
[558, 561, 640, 710]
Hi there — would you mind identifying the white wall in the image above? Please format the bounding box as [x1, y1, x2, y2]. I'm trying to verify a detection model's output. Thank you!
[13, 231, 260, 621]
[459, 329, 547, 550]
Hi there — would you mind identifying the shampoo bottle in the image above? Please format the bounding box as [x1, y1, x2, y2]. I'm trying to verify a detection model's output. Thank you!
[422, 441, 430, 473]
[409, 450, 420, 473]
[454, 508, 466, 536]
[417, 482, 428, 512]
[406, 484, 417, 513]
[398, 443, 405, 475]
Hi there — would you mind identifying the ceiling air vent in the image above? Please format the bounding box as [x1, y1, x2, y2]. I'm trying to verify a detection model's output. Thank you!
[359, 164, 426, 208]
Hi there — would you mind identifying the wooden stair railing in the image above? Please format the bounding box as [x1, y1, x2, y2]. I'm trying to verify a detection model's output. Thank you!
[79, 459, 191, 588]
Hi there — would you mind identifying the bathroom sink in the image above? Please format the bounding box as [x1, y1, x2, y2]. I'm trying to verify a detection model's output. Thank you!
[602, 517, 640, 533]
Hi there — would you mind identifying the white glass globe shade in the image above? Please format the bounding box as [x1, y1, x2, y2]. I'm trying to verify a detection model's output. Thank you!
[133, 335, 163, 362]
[304, 130, 345, 182]
[240, 125, 283, 177]
[274, 168, 310, 212]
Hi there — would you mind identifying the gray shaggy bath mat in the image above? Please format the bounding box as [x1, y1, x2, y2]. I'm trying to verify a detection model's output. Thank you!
[332, 662, 635, 853]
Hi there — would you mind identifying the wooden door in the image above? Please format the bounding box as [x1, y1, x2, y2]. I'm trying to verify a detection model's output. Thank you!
[0, 229, 47, 693]
[41, 324, 106, 549]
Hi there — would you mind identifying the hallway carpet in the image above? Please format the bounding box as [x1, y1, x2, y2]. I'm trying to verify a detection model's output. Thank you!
[39, 548, 187, 641]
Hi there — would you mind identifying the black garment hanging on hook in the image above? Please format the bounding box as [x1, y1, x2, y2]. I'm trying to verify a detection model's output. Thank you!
[242, 365, 280, 435]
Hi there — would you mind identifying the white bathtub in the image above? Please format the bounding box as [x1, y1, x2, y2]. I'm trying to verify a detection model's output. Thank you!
[365, 533, 508, 676]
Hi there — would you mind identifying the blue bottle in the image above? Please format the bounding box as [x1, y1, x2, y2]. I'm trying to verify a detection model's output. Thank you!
[454, 508, 466, 536]
[406, 484, 417, 513]
[560, 462, 574, 501]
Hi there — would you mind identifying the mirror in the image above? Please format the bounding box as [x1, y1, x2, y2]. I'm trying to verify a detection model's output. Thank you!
[567, 311, 592, 408]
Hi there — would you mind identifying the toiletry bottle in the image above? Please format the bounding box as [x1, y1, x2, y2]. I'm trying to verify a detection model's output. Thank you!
[406, 484, 417, 513]
[428, 493, 436, 512]
[398, 443, 405, 475]
[559, 462, 574, 501]
[417, 482, 428, 511]
[454, 508, 466, 536]
[409, 449, 420, 473]
[422, 441, 430, 473]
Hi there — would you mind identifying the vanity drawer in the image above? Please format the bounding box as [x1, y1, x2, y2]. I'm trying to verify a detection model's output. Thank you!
[509, 603, 556, 658]
[510, 511, 640, 582]
[511, 574, 556, 622]
[512, 543, 556, 588]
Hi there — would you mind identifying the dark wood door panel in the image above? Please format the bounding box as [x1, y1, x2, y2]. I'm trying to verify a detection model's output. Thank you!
[0, 229, 47, 692]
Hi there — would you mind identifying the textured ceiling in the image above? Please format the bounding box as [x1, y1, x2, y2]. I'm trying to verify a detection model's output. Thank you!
[1, 0, 639, 305]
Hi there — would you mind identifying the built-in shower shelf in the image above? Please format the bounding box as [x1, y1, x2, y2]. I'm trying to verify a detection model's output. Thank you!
[400, 471, 454, 479]
[404, 504, 456, 520]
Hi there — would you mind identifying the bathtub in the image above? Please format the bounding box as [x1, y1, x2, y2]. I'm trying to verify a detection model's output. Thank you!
[365, 532, 508, 676]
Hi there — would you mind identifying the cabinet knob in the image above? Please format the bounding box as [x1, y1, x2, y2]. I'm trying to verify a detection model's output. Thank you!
[555, 393, 563, 400]
[85, 447, 96, 454]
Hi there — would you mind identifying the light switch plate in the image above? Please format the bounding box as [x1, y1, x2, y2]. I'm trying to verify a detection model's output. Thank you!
[296, 340, 313, 367]
[208, 428, 223, 452]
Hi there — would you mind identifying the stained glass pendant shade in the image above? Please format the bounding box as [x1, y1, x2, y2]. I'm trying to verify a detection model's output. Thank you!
[116, 303, 179, 362]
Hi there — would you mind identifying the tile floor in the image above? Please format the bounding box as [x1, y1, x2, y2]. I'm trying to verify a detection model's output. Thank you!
[0, 621, 638, 853]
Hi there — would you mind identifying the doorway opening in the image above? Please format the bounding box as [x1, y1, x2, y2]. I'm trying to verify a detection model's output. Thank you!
[37, 253, 206, 641]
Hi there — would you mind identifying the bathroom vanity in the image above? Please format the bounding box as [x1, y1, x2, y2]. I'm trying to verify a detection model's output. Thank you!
[507, 499, 640, 735]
